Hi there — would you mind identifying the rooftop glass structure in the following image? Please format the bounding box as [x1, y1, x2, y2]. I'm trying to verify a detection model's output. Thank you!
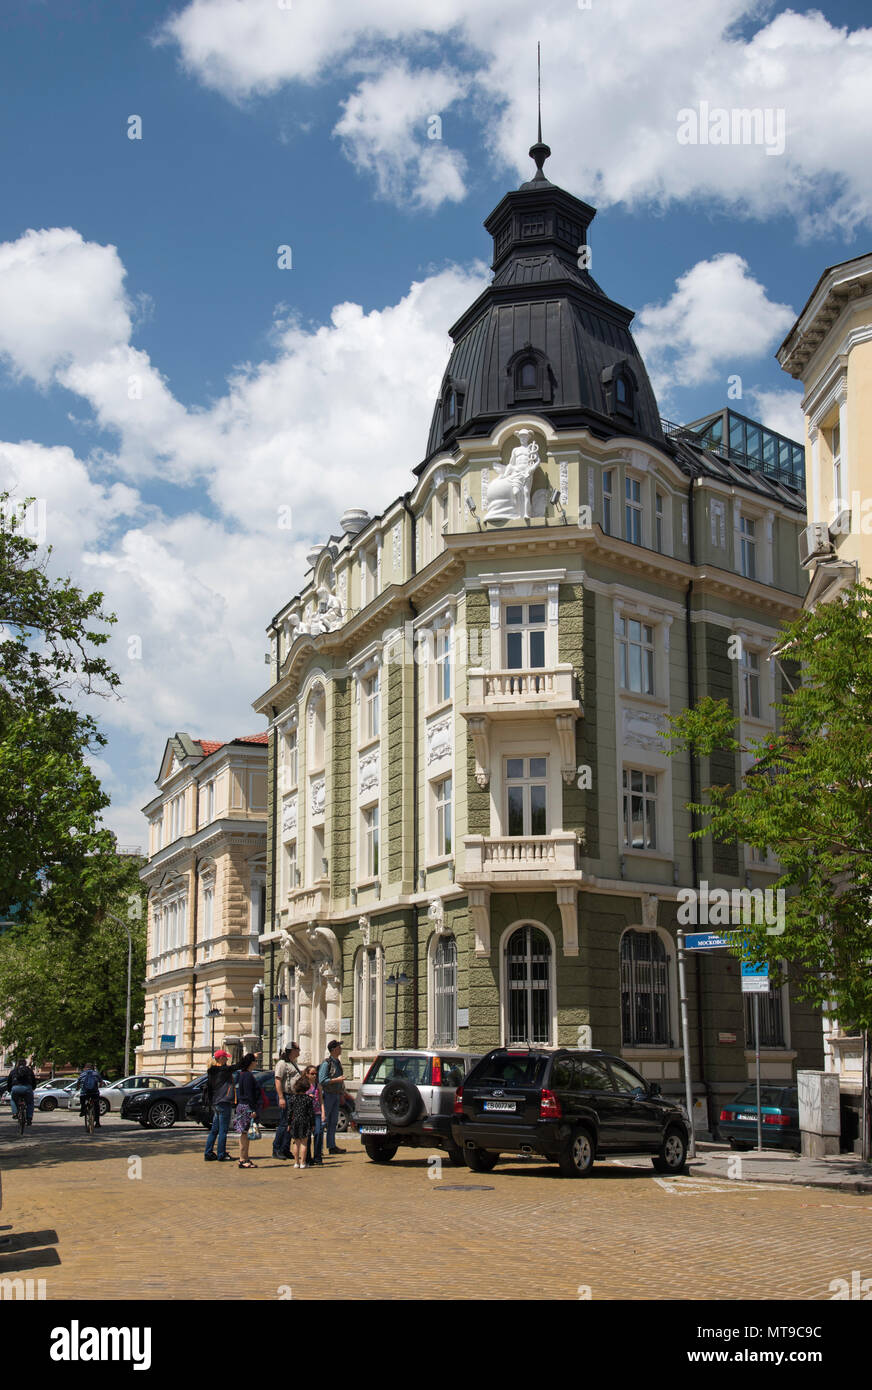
[680, 408, 805, 490]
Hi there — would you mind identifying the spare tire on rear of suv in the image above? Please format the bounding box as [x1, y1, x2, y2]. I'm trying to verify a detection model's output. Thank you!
[379, 1077, 422, 1128]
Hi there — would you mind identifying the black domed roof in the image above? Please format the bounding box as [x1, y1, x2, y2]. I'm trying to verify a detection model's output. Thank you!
[422, 155, 663, 466]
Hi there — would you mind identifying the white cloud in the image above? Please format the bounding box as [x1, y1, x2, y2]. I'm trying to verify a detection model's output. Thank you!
[748, 387, 806, 444]
[159, 0, 872, 234]
[0, 226, 487, 841]
[634, 253, 796, 401]
[335, 64, 469, 210]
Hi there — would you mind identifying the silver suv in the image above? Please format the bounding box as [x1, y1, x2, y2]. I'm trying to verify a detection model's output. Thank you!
[354, 1050, 482, 1165]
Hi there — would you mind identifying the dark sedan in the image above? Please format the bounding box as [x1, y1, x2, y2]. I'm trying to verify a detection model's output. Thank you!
[120, 1076, 208, 1129]
[718, 1084, 800, 1151]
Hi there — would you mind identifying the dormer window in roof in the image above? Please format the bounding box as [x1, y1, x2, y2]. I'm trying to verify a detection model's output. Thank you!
[441, 377, 465, 438]
[602, 361, 638, 423]
[506, 344, 553, 407]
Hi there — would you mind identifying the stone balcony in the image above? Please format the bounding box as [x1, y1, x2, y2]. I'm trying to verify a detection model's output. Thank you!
[286, 877, 331, 924]
[457, 832, 584, 957]
[461, 665, 582, 788]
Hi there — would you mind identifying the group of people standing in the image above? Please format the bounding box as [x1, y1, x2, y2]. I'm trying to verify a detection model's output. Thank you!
[203, 1039, 348, 1170]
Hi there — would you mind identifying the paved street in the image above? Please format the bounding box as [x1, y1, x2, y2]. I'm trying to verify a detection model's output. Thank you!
[2, 1113, 872, 1301]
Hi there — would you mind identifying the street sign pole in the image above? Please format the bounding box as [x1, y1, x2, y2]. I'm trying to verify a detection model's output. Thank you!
[676, 928, 696, 1158]
[754, 993, 763, 1153]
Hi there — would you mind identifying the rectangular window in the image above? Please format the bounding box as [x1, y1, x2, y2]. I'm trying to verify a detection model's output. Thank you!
[625, 475, 642, 544]
[202, 885, 214, 960]
[434, 627, 451, 704]
[741, 647, 761, 720]
[505, 757, 548, 836]
[655, 492, 664, 553]
[603, 469, 614, 535]
[739, 515, 757, 580]
[285, 839, 297, 895]
[363, 547, 378, 604]
[745, 981, 785, 1049]
[283, 729, 298, 789]
[364, 673, 380, 742]
[434, 776, 452, 858]
[832, 423, 842, 509]
[153, 818, 163, 852]
[363, 806, 380, 878]
[504, 602, 546, 670]
[310, 824, 324, 885]
[623, 768, 657, 850]
[617, 616, 655, 695]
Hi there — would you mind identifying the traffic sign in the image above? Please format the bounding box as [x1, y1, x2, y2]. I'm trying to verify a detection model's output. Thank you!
[741, 961, 769, 993]
[684, 931, 738, 950]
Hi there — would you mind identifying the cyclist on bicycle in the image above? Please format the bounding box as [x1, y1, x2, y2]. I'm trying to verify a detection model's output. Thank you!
[7, 1059, 36, 1127]
[78, 1062, 103, 1129]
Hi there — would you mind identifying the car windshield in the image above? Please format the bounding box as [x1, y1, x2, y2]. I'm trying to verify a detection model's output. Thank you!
[471, 1054, 546, 1087]
[364, 1056, 431, 1086]
[732, 1086, 787, 1108]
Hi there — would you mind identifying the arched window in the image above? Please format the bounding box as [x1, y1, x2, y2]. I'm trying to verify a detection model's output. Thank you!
[620, 930, 672, 1047]
[355, 946, 383, 1051]
[505, 925, 552, 1045]
[432, 936, 458, 1047]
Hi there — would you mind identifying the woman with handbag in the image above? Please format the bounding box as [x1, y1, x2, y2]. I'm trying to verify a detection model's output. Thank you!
[233, 1053, 261, 1170]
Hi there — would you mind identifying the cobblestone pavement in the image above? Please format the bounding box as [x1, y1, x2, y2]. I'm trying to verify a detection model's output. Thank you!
[2, 1115, 871, 1301]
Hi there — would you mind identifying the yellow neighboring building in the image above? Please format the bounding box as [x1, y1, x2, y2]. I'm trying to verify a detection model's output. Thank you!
[139, 732, 268, 1082]
[778, 250, 872, 1121]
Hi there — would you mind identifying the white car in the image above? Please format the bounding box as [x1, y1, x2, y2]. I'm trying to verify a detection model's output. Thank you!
[66, 1074, 174, 1115]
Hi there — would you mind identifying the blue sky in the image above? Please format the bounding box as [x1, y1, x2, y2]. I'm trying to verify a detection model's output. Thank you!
[1, 0, 870, 841]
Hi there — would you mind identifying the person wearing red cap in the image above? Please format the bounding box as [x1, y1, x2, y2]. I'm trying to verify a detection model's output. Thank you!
[204, 1050, 236, 1162]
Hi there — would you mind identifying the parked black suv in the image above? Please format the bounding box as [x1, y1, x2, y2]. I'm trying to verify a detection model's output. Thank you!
[451, 1048, 690, 1178]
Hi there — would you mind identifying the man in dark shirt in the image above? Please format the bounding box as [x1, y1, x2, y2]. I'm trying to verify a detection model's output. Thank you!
[318, 1041, 346, 1155]
[7, 1059, 37, 1127]
[204, 1050, 236, 1162]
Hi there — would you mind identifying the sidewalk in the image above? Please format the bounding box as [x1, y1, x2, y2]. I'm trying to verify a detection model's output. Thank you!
[689, 1141, 872, 1194]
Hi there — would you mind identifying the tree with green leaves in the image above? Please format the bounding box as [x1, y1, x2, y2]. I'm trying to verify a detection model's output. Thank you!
[666, 583, 872, 1155]
[0, 492, 120, 918]
[0, 850, 147, 1075]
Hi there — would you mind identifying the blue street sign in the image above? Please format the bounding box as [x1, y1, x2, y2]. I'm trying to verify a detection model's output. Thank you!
[684, 931, 738, 950]
[741, 960, 769, 993]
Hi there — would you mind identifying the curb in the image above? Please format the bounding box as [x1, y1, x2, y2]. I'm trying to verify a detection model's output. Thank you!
[689, 1160, 872, 1195]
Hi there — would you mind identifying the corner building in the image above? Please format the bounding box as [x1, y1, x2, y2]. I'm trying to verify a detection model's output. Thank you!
[255, 146, 822, 1123]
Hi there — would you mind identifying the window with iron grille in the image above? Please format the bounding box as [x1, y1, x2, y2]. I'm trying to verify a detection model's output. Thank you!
[505, 925, 552, 1045]
[744, 978, 785, 1048]
[433, 936, 457, 1047]
[620, 930, 672, 1046]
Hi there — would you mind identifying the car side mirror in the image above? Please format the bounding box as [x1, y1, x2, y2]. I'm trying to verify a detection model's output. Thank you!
[648, 1082, 662, 1097]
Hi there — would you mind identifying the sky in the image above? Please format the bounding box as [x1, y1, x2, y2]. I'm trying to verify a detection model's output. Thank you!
[1, 0, 870, 845]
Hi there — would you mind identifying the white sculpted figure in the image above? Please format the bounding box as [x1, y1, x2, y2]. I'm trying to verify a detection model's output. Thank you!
[483, 429, 540, 522]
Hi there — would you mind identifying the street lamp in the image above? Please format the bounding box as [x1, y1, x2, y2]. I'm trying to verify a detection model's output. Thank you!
[104, 910, 135, 1076]
[207, 1007, 222, 1055]
[386, 972, 409, 1049]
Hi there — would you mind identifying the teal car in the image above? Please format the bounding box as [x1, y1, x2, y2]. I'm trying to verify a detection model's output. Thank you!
[718, 1084, 800, 1151]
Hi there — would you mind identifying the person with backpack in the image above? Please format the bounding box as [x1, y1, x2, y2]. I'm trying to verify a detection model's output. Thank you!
[7, 1059, 36, 1127]
[204, 1049, 236, 1162]
[78, 1062, 103, 1129]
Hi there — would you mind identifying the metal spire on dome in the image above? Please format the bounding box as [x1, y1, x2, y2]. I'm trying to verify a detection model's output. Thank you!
[528, 43, 551, 182]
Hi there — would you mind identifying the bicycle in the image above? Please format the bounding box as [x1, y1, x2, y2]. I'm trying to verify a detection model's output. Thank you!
[15, 1093, 27, 1138]
[82, 1093, 97, 1135]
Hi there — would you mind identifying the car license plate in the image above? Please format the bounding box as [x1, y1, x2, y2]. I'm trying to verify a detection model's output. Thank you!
[360, 1126, 388, 1135]
[736, 1113, 756, 1120]
[484, 1101, 515, 1112]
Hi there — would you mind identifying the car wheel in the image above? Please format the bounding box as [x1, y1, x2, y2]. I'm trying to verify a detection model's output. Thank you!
[558, 1127, 595, 1177]
[463, 1147, 498, 1173]
[99, 1099, 110, 1116]
[652, 1126, 688, 1174]
[446, 1144, 466, 1167]
[364, 1138, 399, 1163]
[336, 1107, 350, 1134]
[379, 1078, 423, 1129]
[146, 1101, 176, 1129]
[40, 1098, 57, 1112]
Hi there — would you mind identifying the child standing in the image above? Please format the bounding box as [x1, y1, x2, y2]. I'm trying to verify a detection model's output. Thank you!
[288, 1074, 315, 1168]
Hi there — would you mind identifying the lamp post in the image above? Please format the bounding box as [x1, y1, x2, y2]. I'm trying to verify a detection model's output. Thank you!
[207, 1007, 222, 1055]
[271, 991, 288, 1052]
[386, 972, 409, 1049]
[104, 910, 134, 1076]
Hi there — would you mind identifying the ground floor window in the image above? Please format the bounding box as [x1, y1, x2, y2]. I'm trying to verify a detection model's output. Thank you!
[432, 935, 457, 1047]
[621, 929, 672, 1047]
[355, 946, 382, 1050]
[744, 975, 785, 1049]
[505, 925, 551, 1045]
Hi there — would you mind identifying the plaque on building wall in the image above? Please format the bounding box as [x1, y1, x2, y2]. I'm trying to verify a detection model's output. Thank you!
[340, 1017, 351, 1035]
[457, 1008, 470, 1029]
